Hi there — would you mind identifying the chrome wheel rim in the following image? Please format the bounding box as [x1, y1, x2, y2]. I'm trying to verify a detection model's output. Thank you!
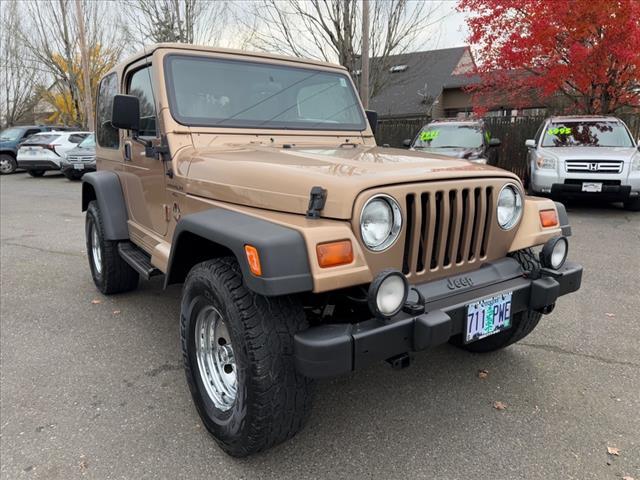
[0, 158, 13, 173]
[91, 223, 102, 274]
[195, 305, 237, 411]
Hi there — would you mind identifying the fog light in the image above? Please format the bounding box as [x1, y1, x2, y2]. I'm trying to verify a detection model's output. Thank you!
[540, 236, 568, 270]
[368, 270, 409, 319]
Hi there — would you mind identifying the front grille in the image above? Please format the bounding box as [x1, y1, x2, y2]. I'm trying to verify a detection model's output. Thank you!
[565, 160, 623, 174]
[402, 186, 494, 275]
[67, 155, 95, 162]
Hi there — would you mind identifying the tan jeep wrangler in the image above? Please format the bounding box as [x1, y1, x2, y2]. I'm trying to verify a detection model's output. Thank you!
[82, 43, 583, 457]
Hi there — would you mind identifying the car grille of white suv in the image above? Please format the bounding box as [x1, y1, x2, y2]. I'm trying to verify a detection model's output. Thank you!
[565, 160, 623, 174]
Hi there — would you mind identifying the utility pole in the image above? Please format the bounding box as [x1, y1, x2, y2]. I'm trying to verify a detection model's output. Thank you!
[360, 0, 370, 108]
[74, 0, 94, 130]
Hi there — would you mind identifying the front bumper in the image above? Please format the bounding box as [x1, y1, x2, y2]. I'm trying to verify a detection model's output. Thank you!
[294, 258, 583, 378]
[60, 160, 96, 174]
[550, 182, 636, 201]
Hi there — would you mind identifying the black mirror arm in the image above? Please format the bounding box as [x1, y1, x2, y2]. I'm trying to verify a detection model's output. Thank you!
[131, 131, 152, 148]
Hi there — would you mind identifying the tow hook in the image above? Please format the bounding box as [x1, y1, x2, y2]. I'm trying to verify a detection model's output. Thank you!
[386, 353, 412, 370]
[538, 303, 556, 315]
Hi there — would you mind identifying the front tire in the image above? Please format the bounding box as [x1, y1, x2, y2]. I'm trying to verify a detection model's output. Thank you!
[451, 247, 543, 353]
[181, 258, 314, 457]
[28, 170, 45, 177]
[85, 201, 139, 294]
[63, 170, 82, 180]
[0, 154, 17, 174]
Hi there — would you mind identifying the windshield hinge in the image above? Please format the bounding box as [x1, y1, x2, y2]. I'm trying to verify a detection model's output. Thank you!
[306, 186, 327, 219]
[144, 134, 171, 161]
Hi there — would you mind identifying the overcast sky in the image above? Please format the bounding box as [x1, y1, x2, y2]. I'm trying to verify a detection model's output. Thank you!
[420, 1, 470, 50]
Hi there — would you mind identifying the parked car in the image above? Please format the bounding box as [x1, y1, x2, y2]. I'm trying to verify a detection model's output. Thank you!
[526, 115, 640, 211]
[60, 133, 96, 180]
[17, 131, 91, 177]
[404, 119, 501, 165]
[0, 125, 72, 174]
[82, 43, 582, 457]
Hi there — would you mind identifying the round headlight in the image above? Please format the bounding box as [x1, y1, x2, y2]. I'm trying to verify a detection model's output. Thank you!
[540, 236, 568, 270]
[497, 184, 523, 230]
[368, 270, 409, 319]
[360, 195, 402, 251]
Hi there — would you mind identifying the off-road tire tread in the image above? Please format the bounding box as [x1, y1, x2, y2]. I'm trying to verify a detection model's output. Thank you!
[181, 257, 313, 457]
[455, 247, 543, 353]
[86, 201, 139, 294]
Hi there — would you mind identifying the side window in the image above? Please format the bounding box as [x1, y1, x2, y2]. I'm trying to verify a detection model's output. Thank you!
[68, 134, 87, 144]
[534, 123, 545, 145]
[127, 66, 157, 137]
[96, 73, 119, 149]
[24, 129, 40, 139]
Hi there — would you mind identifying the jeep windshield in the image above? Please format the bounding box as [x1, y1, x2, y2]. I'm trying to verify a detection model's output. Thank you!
[413, 124, 483, 149]
[164, 55, 366, 131]
[541, 121, 634, 147]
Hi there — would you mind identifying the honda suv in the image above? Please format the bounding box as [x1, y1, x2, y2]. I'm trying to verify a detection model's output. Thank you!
[526, 116, 640, 211]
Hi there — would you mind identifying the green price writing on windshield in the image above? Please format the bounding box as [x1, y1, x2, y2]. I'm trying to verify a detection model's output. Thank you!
[547, 127, 572, 136]
[420, 130, 440, 141]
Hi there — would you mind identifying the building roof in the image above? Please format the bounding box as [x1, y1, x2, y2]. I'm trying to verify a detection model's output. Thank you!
[368, 46, 474, 117]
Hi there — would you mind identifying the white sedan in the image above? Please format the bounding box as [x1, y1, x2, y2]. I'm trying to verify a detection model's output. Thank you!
[17, 131, 92, 177]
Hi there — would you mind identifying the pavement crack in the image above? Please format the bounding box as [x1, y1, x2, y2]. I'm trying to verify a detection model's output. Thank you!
[1, 241, 83, 257]
[519, 342, 640, 368]
[145, 363, 182, 377]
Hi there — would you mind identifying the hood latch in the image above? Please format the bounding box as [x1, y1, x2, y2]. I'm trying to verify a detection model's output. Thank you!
[306, 186, 327, 219]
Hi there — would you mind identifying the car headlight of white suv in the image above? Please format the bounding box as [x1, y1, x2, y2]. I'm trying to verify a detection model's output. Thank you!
[536, 155, 556, 169]
[360, 195, 403, 251]
[497, 184, 523, 230]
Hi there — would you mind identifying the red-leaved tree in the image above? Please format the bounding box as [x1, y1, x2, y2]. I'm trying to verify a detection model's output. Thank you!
[458, 0, 640, 114]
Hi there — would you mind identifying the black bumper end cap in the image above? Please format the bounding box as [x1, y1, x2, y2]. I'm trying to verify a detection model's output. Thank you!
[294, 324, 353, 378]
[414, 310, 452, 350]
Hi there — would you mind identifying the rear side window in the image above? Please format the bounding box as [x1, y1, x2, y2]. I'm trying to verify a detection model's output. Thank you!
[96, 73, 119, 149]
[25, 134, 60, 144]
[24, 129, 41, 139]
[127, 66, 157, 137]
[68, 133, 89, 144]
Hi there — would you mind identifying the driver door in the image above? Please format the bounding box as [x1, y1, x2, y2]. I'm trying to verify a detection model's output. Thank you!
[121, 61, 169, 237]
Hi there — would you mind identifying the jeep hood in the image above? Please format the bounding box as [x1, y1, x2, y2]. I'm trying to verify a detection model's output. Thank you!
[182, 145, 519, 219]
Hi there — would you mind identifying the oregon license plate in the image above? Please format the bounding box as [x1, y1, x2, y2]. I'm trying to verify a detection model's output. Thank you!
[465, 292, 512, 343]
[73, 163, 85, 170]
[582, 182, 602, 192]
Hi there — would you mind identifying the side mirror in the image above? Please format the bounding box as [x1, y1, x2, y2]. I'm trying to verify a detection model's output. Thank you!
[111, 94, 140, 131]
[403, 139, 412, 148]
[525, 139, 536, 148]
[489, 137, 501, 147]
[365, 110, 378, 135]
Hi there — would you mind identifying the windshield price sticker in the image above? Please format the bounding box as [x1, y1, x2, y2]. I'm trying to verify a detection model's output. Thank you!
[420, 130, 440, 141]
[548, 127, 572, 136]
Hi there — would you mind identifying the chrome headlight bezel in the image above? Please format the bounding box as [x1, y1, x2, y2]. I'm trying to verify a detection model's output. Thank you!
[496, 183, 523, 230]
[360, 194, 403, 252]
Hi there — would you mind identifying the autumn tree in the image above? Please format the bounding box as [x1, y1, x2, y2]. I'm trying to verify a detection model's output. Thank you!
[458, 0, 640, 114]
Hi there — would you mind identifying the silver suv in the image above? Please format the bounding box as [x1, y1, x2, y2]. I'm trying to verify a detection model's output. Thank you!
[526, 116, 640, 211]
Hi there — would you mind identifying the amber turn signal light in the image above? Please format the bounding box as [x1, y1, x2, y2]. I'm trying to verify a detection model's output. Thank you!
[317, 240, 354, 268]
[244, 245, 262, 276]
[539, 209, 559, 228]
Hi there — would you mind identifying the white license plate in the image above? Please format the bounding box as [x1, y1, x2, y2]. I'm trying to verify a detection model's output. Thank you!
[582, 182, 602, 192]
[465, 292, 512, 343]
[73, 164, 85, 170]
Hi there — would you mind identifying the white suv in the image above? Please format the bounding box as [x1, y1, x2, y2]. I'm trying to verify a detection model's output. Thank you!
[16, 131, 92, 177]
[526, 116, 640, 211]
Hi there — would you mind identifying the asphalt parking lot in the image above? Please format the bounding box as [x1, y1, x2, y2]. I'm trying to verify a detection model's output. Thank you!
[1, 172, 639, 480]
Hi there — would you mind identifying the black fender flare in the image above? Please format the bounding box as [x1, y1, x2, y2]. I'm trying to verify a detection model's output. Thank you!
[81, 171, 129, 240]
[165, 209, 314, 297]
[554, 201, 572, 237]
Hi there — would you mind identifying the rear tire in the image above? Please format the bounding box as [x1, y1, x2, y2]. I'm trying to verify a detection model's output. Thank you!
[28, 170, 45, 177]
[85, 201, 139, 294]
[624, 197, 640, 212]
[0, 154, 17, 174]
[181, 257, 314, 457]
[451, 247, 543, 353]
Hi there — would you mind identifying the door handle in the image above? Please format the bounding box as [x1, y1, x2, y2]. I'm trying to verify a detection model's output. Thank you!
[124, 141, 132, 161]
